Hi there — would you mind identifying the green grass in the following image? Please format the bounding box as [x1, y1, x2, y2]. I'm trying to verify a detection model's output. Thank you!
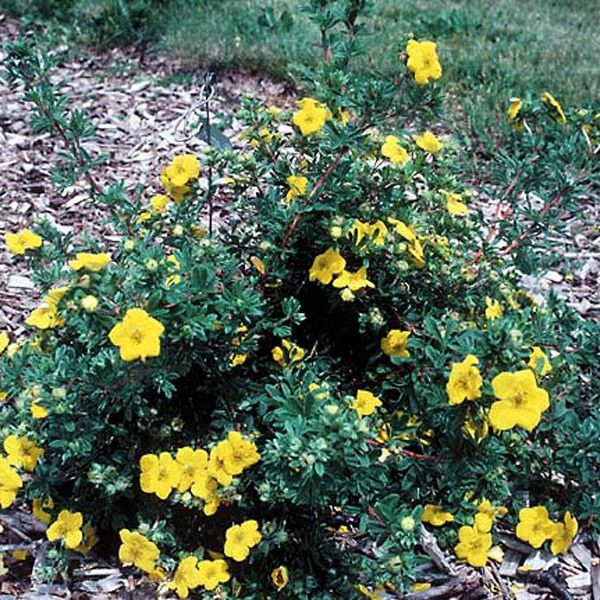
[2, 0, 599, 139]
[160, 0, 600, 137]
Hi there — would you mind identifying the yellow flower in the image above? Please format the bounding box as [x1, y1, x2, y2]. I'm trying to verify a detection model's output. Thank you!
[454, 517, 493, 567]
[169, 556, 201, 599]
[446, 193, 469, 216]
[207, 445, 234, 486]
[549, 512, 578, 555]
[309, 382, 329, 400]
[224, 520, 262, 562]
[118, 529, 160, 573]
[81, 295, 98, 312]
[421, 504, 454, 527]
[5, 228, 43, 255]
[412, 583, 432, 592]
[272, 339, 305, 368]
[175, 447, 209, 493]
[190, 472, 221, 516]
[542, 92, 567, 124]
[356, 584, 379, 599]
[528, 346, 552, 376]
[446, 355, 482, 405]
[508, 98, 523, 122]
[138, 211, 152, 223]
[216, 431, 260, 476]
[332, 267, 375, 292]
[75, 523, 99, 554]
[46, 510, 83, 549]
[351, 389, 382, 418]
[286, 175, 308, 202]
[26, 306, 59, 330]
[485, 297, 503, 320]
[415, 131, 443, 154]
[0, 456, 22, 508]
[139, 452, 182, 500]
[108, 308, 165, 361]
[68, 252, 111, 272]
[388, 217, 417, 243]
[0, 332, 9, 354]
[271, 565, 289, 591]
[3, 435, 44, 472]
[197, 559, 230, 590]
[381, 135, 409, 165]
[292, 97, 331, 136]
[31, 400, 49, 419]
[32, 497, 54, 523]
[308, 248, 346, 284]
[516, 506, 555, 549]
[489, 369, 550, 431]
[406, 40, 442, 85]
[229, 353, 248, 367]
[26, 288, 68, 330]
[162, 155, 201, 187]
[476, 499, 508, 522]
[380, 329, 411, 358]
[150, 194, 170, 213]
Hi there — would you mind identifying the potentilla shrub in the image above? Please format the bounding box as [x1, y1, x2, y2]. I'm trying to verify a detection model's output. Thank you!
[1, 1, 598, 597]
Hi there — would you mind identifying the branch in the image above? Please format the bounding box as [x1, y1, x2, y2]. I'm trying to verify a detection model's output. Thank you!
[280, 148, 347, 249]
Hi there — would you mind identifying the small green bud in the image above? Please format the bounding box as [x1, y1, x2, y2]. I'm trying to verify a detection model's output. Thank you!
[145, 258, 159, 271]
[123, 239, 135, 252]
[81, 295, 98, 312]
[52, 387, 67, 399]
[400, 516, 416, 532]
[329, 226, 343, 239]
[172, 225, 184, 237]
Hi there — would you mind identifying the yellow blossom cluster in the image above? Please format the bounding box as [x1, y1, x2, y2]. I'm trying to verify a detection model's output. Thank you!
[446, 349, 551, 433]
[119, 520, 262, 598]
[139, 433, 260, 516]
[308, 247, 375, 302]
[516, 506, 578, 555]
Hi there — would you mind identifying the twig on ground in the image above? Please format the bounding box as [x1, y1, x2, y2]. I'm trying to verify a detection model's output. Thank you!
[401, 571, 482, 599]
[517, 566, 573, 600]
[419, 525, 455, 575]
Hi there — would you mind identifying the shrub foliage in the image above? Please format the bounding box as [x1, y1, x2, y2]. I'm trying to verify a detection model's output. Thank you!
[1, 1, 598, 597]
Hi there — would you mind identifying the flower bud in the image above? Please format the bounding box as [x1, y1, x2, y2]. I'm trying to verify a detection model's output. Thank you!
[81, 295, 98, 313]
[172, 225, 184, 237]
[145, 258, 159, 272]
[52, 387, 67, 400]
[329, 226, 343, 239]
[401, 516, 416, 532]
[123, 239, 135, 252]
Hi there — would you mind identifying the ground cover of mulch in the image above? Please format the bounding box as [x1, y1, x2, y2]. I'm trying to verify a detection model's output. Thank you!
[0, 12, 599, 600]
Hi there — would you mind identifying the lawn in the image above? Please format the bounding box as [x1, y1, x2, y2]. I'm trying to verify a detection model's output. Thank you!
[2, 0, 598, 138]
[160, 0, 600, 136]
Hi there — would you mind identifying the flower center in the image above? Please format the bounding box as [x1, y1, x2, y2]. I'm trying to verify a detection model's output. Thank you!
[130, 329, 144, 344]
[512, 392, 527, 407]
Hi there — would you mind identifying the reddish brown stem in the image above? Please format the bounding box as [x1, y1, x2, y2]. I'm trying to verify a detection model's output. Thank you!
[280, 148, 347, 249]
